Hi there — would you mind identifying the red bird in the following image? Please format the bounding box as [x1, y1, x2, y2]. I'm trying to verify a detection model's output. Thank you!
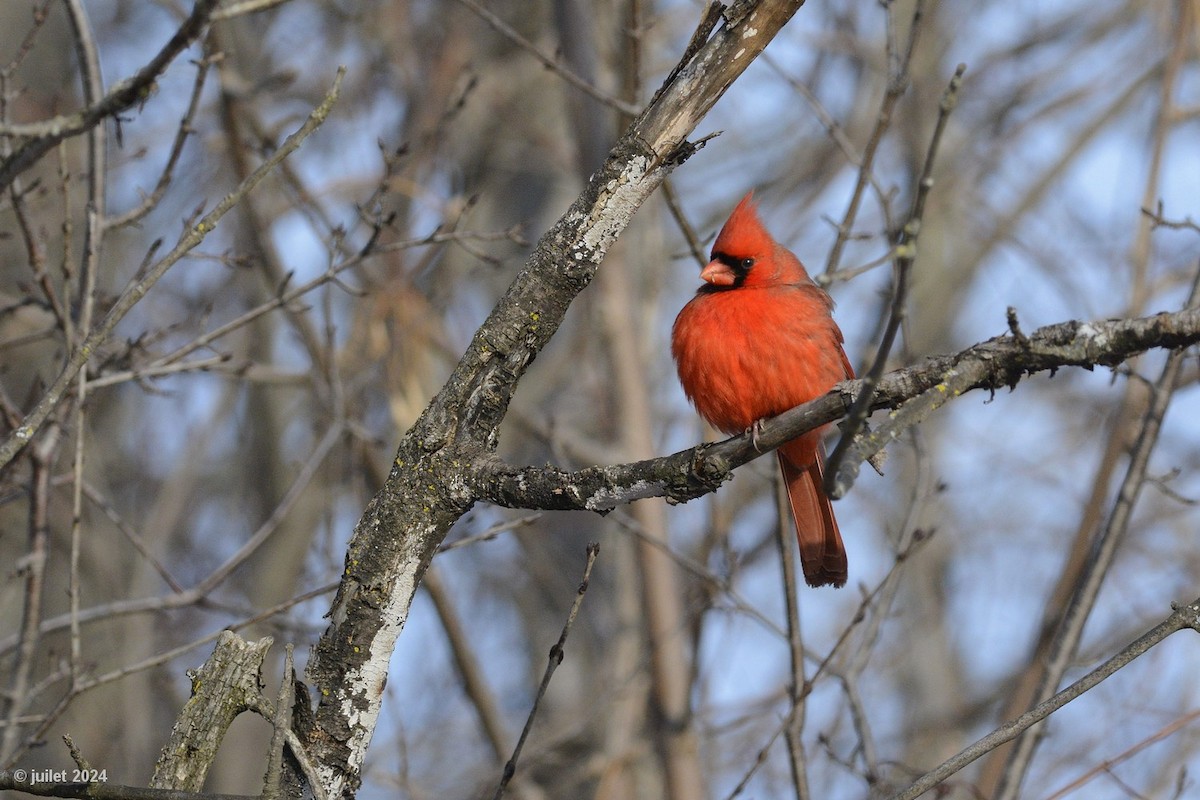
[672, 193, 854, 588]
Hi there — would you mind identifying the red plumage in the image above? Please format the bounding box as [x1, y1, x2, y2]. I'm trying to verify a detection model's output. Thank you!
[671, 193, 853, 588]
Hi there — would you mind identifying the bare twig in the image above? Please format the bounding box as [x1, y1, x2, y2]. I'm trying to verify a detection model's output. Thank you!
[1041, 707, 1200, 800]
[61, 0, 108, 697]
[991, 267, 1200, 798]
[62, 0, 105, 338]
[1143, 203, 1200, 235]
[0, 1, 53, 76]
[0, 424, 61, 766]
[839, 433, 937, 789]
[261, 644, 294, 800]
[452, 0, 639, 116]
[493, 543, 600, 800]
[85, 355, 233, 390]
[775, 487, 811, 800]
[104, 54, 213, 230]
[435, 513, 543, 553]
[74, 584, 335, 698]
[83, 228, 520, 392]
[2, 425, 344, 661]
[608, 509, 784, 638]
[18, 579, 334, 757]
[723, 528, 934, 799]
[424, 568, 513, 765]
[661, 179, 707, 268]
[191, 420, 343, 596]
[890, 597, 1200, 800]
[821, 0, 927, 277]
[0, 66, 345, 473]
[212, 0, 296, 20]
[0, 0, 220, 192]
[824, 63, 966, 500]
[62, 734, 90, 772]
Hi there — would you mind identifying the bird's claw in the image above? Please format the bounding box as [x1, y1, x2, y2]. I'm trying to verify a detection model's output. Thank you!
[749, 419, 765, 452]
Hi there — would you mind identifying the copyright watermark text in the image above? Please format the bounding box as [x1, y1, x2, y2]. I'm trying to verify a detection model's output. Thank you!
[5, 767, 109, 783]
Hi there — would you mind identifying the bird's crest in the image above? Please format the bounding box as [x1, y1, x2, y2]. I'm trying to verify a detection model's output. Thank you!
[712, 192, 774, 260]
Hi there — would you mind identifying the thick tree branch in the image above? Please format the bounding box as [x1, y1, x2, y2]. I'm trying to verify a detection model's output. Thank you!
[302, 2, 809, 796]
[151, 632, 273, 792]
[471, 306, 1200, 512]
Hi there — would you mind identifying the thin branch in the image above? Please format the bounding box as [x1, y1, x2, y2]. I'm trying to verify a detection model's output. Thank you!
[1041, 707, 1200, 800]
[839, 430, 937, 789]
[83, 228, 520, 391]
[992, 266, 1200, 798]
[212, 0, 296, 20]
[71, 584, 335, 698]
[824, 63, 966, 499]
[61, 0, 108, 702]
[0, 1, 54, 76]
[0, 567, 331, 661]
[0, 0, 220, 192]
[0, 773, 258, 800]
[104, 54, 213, 230]
[493, 543, 600, 800]
[67, 410, 85, 690]
[62, 0, 105, 339]
[85, 355, 234, 390]
[661, 178, 707, 268]
[608, 508, 785, 638]
[0, 424, 60, 766]
[18, 583, 336, 756]
[1143, 203, 1200, 236]
[723, 528, 934, 799]
[424, 568, 513, 765]
[191, 420, 343, 597]
[261, 645, 295, 800]
[775, 487, 811, 800]
[1, 441, 344, 658]
[889, 597, 1200, 800]
[452, 0, 640, 117]
[821, 0, 927, 277]
[435, 513, 543, 553]
[0, 66, 345, 473]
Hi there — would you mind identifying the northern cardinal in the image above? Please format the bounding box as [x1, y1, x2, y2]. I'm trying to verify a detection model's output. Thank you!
[671, 193, 854, 588]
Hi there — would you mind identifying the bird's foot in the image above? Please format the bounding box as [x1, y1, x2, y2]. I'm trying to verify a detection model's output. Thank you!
[749, 419, 765, 452]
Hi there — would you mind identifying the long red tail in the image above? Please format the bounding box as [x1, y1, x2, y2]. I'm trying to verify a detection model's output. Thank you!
[777, 444, 847, 588]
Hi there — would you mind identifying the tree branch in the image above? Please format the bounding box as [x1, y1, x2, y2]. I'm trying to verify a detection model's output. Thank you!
[301, 2, 810, 796]
[0, 66, 344, 474]
[471, 306, 1200, 513]
[493, 543, 599, 799]
[889, 597, 1200, 800]
[150, 632, 273, 792]
[824, 62, 966, 499]
[991, 267, 1200, 798]
[0, 0, 220, 193]
[0, 774, 257, 800]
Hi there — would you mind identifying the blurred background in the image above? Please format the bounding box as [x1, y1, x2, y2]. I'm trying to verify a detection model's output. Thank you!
[1, 1, 1198, 798]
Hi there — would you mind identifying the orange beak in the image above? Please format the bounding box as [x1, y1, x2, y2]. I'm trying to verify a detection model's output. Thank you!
[699, 259, 737, 286]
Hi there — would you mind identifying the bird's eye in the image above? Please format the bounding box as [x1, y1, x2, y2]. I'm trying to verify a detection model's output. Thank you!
[740, 258, 755, 271]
